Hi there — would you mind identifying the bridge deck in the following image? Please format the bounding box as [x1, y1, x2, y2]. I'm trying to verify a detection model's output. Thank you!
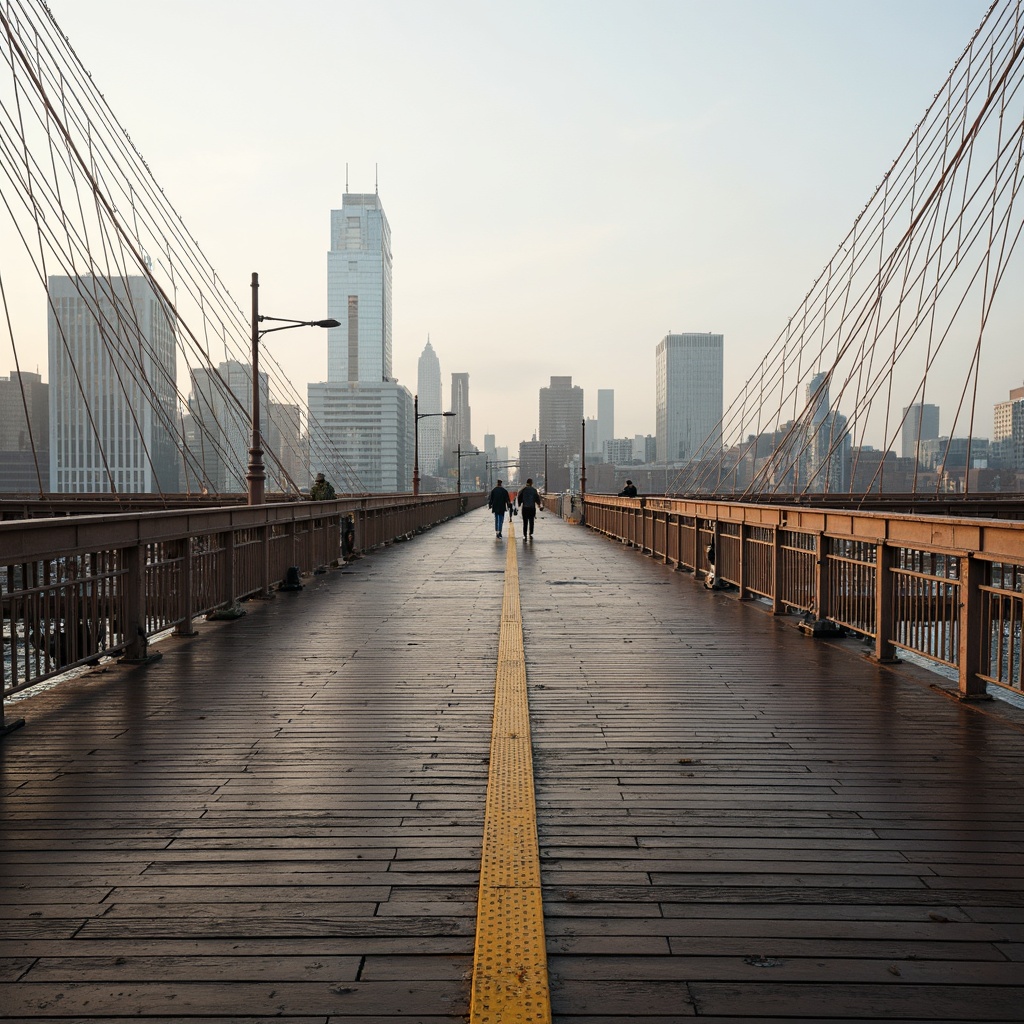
[2, 507, 1023, 1022]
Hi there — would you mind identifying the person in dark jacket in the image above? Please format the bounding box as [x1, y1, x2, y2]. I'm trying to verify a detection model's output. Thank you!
[488, 480, 512, 538]
[517, 478, 541, 540]
[310, 473, 336, 500]
[618, 479, 638, 497]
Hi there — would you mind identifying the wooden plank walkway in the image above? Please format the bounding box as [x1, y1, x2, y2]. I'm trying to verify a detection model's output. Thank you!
[2, 506, 1024, 1022]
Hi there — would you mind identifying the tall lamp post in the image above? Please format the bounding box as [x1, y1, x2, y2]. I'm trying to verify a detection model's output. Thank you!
[249, 272, 338, 505]
[453, 443, 477, 493]
[580, 418, 587, 495]
[413, 394, 455, 496]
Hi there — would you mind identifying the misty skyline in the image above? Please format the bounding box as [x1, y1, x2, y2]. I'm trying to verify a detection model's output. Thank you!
[19, 1, 1003, 459]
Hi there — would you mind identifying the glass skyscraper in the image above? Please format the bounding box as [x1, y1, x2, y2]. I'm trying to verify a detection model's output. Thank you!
[655, 333, 723, 464]
[48, 274, 179, 493]
[311, 193, 412, 493]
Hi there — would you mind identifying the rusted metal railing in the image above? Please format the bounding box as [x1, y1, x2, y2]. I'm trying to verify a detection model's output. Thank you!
[573, 494, 1024, 700]
[1, 493, 486, 726]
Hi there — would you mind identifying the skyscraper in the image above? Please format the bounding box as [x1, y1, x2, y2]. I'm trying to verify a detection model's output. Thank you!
[310, 192, 412, 493]
[327, 193, 392, 384]
[655, 333, 723, 464]
[539, 376, 584, 457]
[804, 371, 850, 492]
[186, 359, 268, 493]
[417, 339, 442, 475]
[48, 274, 178, 493]
[0, 369, 48, 492]
[901, 403, 940, 461]
[993, 385, 1024, 472]
[597, 389, 614, 451]
[448, 372, 472, 450]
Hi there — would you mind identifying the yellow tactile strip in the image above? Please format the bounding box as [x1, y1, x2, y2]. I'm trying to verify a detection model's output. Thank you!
[469, 522, 552, 1024]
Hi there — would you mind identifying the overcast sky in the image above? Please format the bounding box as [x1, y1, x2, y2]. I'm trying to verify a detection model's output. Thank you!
[43, 0, 994, 455]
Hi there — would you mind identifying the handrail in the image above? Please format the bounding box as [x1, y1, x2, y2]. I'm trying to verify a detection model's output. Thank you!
[1, 493, 487, 724]
[552, 493, 1024, 700]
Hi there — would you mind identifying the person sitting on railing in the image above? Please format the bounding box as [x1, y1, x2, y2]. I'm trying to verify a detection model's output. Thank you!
[618, 480, 638, 497]
[310, 472, 336, 500]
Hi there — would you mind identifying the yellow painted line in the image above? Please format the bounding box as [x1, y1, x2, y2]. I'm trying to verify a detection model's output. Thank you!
[469, 521, 552, 1024]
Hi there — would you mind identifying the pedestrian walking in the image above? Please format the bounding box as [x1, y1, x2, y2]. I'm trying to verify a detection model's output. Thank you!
[517, 477, 540, 540]
[488, 479, 512, 538]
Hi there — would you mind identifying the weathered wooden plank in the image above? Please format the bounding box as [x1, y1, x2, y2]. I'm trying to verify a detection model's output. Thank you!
[2, 510, 1024, 1021]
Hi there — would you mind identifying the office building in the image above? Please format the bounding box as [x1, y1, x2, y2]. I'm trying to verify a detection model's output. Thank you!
[993, 384, 1024, 472]
[655, 333, 723, 464]
[902, 403, 940, 461]
[539, 376, 584, 458]
[267, 401, 305, 492]
[416, 339, 443, 475]
[311, 192, 412, 492]
[308, 381, 412, 492]
[185, 359, 266, 493]
[597, 389, 614, 452]
[0, 369, 49, 492]
[449, 373, 472, 450]
[48, 274, 178, 493]
[804, 372, 850, 492]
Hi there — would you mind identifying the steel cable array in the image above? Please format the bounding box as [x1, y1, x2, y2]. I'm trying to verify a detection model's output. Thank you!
[0, 0, 364, 498]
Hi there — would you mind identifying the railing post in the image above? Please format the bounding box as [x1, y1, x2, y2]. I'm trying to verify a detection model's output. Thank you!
[815, 532, 830, 623]
[771, 526, 785, 615]
[260, 521, 272, 597]
[121, 542, 159, 663]
[958, 553, 990, 700]
[738, 522, 748, 598]
[872, 542, 898, 663]
[173, 536, 198, 637]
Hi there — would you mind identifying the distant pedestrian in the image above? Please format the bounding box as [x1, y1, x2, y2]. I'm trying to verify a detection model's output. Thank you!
[618, 479, 638, 497]
[488, 479, 512, 538]
[310, 472, 336, 500]
[517, 477, 540, 540]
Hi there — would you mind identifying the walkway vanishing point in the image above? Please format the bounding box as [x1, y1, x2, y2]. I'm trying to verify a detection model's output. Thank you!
[2, 506, 1024, 1023]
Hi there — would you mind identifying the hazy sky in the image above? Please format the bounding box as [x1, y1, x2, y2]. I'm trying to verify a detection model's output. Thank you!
[44, 0, 993, 455]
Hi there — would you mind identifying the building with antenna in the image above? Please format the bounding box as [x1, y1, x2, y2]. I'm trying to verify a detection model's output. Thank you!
[47, 275, 178, 493]
[309, 192, 412, 492]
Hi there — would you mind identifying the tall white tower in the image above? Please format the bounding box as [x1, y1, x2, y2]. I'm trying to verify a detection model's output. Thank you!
[311, 191, 412, 493]
[326, 193, 392, 384]
[417, 339, 443, 475]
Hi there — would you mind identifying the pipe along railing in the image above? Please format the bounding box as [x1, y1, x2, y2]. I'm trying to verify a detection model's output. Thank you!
[546, 493, 1024, 701]
[1, 493, 487, 730]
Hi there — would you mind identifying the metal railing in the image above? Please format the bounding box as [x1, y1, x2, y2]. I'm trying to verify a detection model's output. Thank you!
[569, 494, 1024, 699]
[2, 493, 486, 722]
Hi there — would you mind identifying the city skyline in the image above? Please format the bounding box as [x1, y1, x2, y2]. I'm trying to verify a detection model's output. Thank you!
[27, 1, 999, 458]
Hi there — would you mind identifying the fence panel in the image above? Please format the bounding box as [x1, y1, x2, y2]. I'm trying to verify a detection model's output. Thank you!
[980, 562, 1024, 693]
[891, 549, 961, 669]
[743, 526, 775, 599]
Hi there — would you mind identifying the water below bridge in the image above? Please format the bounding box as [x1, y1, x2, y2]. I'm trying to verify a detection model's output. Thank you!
[2, 505, 1023, 1022]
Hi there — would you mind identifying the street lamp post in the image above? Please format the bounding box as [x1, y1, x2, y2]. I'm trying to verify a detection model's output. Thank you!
[248, 272, 338, 505]
[580, 418, 587, 495]
[453, 443, 477, 493]
[413, 394, 455, 496]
